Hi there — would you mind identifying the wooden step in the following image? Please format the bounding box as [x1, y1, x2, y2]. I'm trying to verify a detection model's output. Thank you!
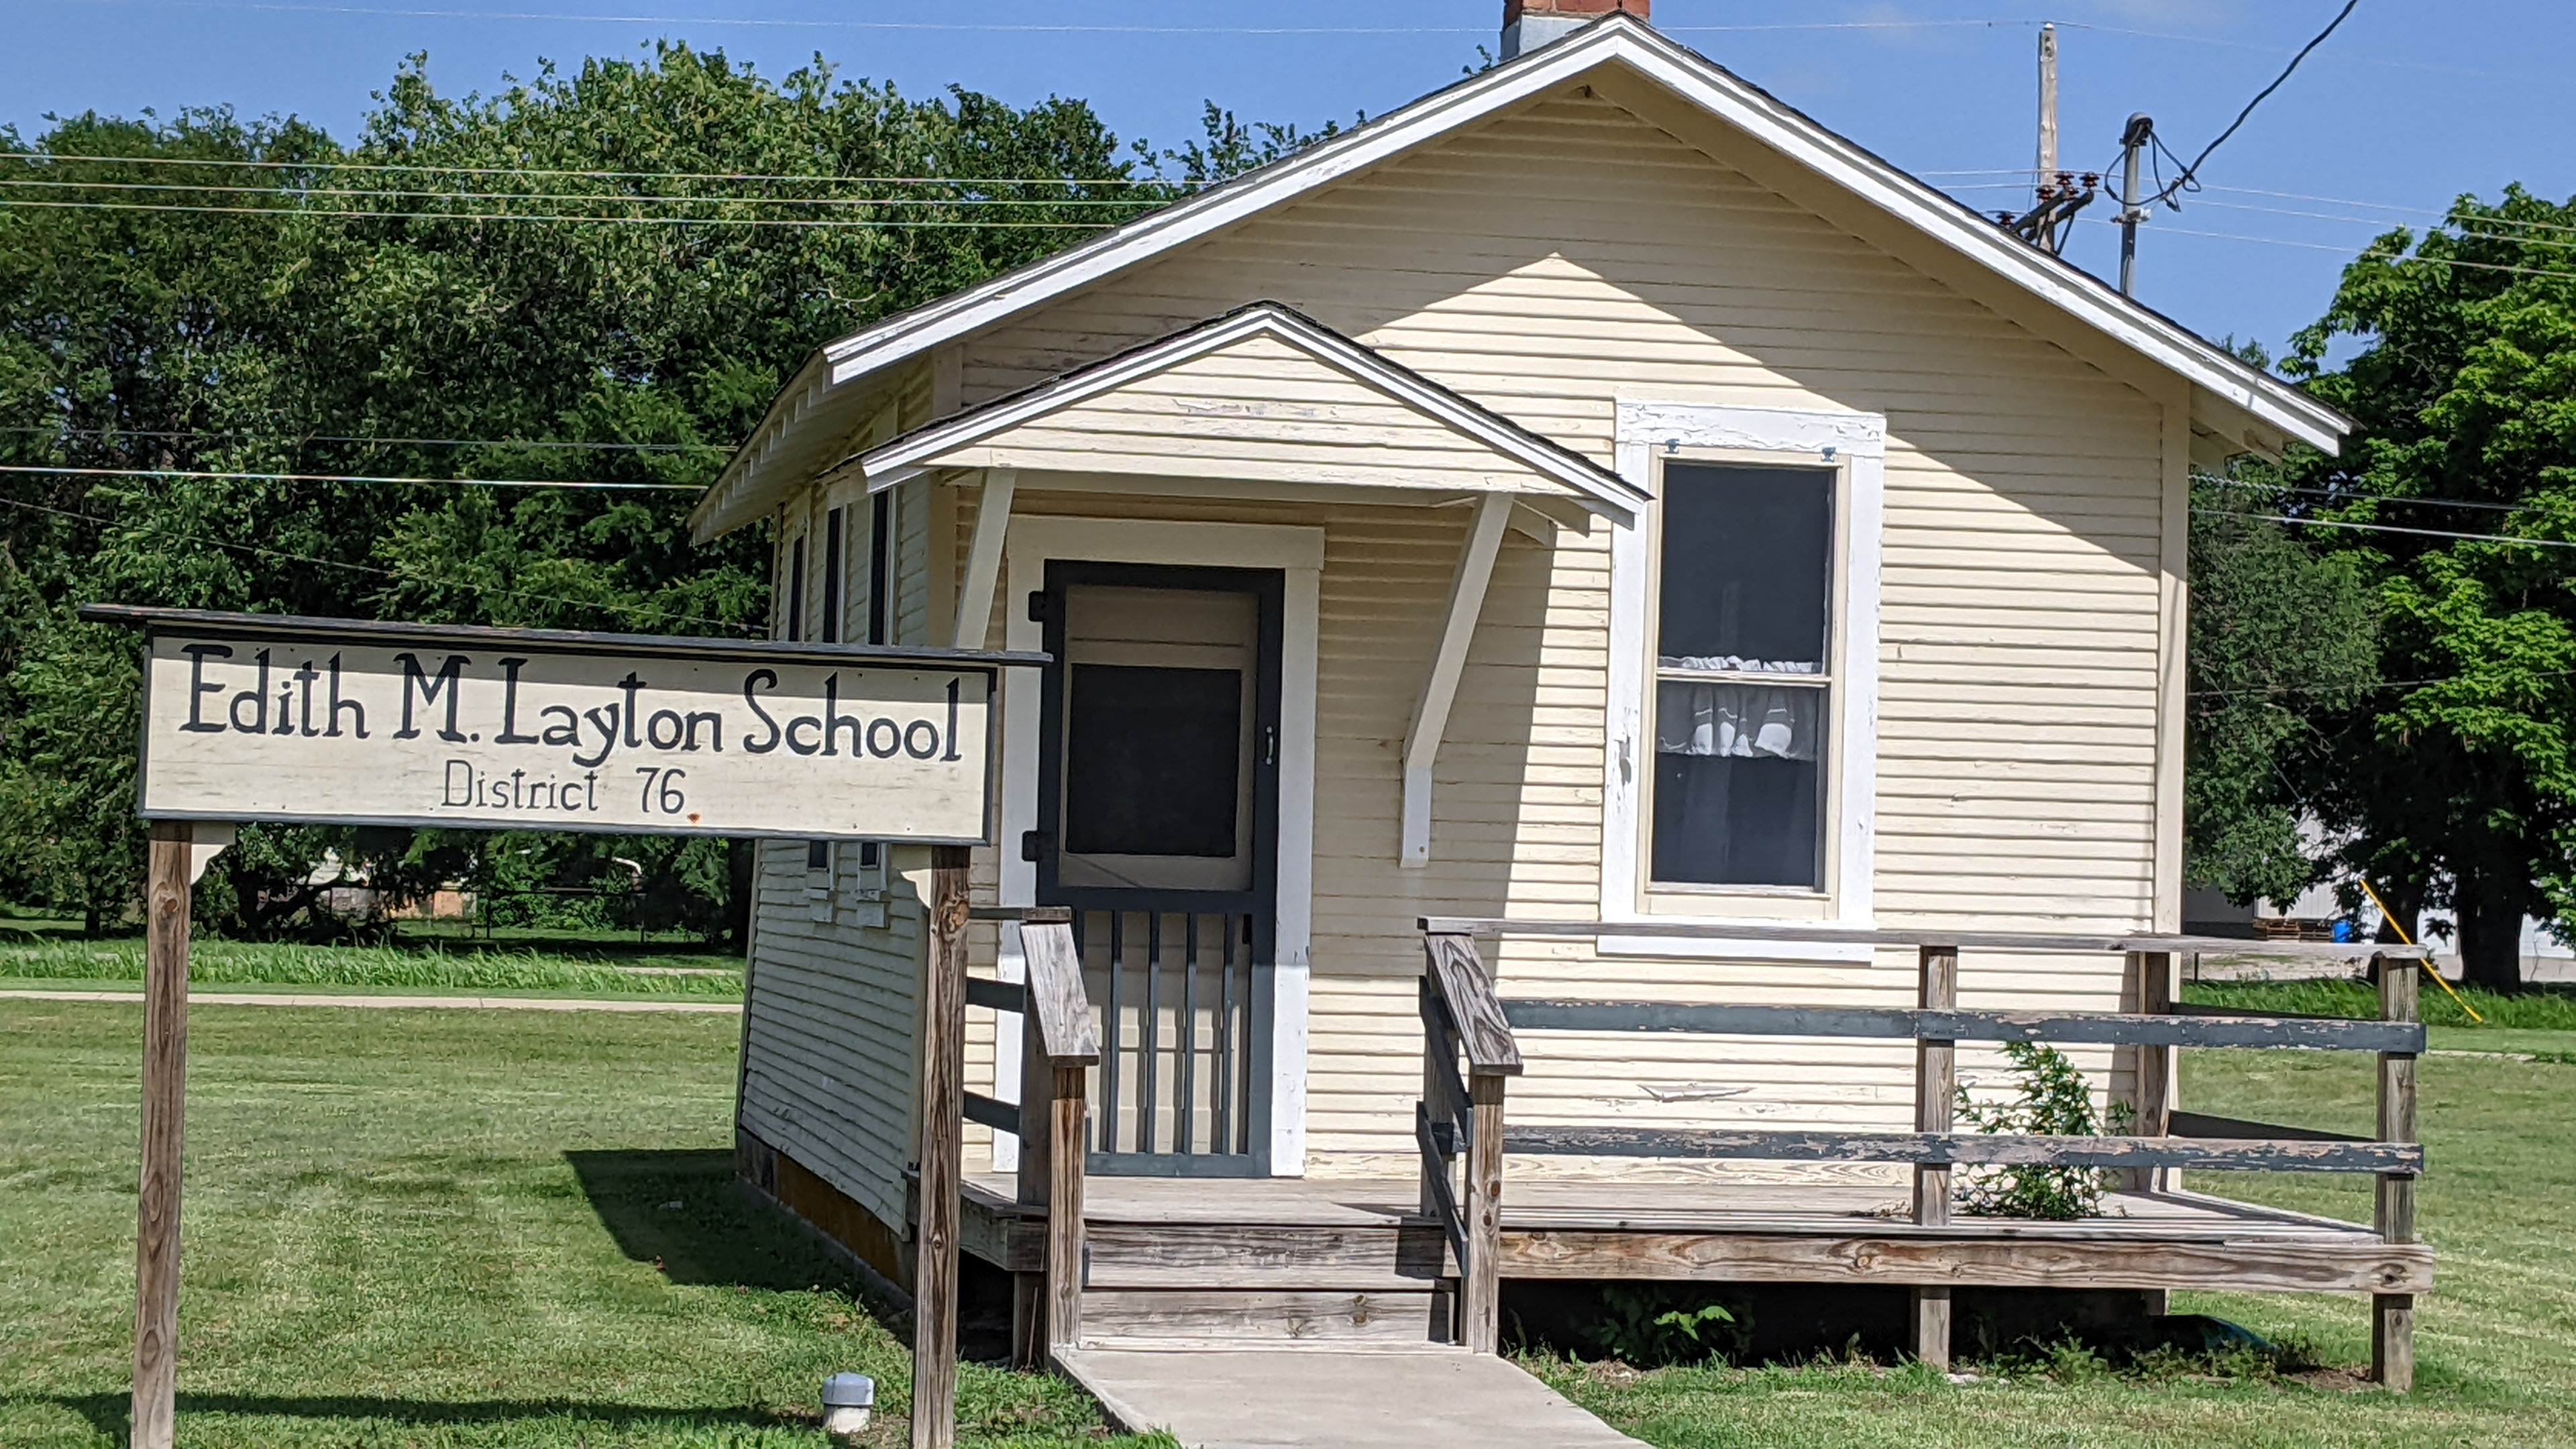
[1081, 1288, 1453, 1345]
[1083, 1220, 1454, 1291]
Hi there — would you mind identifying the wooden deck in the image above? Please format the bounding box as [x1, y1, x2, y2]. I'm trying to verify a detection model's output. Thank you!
[962, 1172, 2429, 1348]
[902, 920, 2428, 1435]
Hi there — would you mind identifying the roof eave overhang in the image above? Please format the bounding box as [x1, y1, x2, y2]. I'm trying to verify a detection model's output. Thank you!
[690, 349, 844, 543]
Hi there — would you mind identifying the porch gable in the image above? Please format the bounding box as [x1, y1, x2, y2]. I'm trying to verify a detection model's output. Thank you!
[849, 303, 1648, 529]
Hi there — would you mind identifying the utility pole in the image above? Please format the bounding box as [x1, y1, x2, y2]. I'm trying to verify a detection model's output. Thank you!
[2118, 112, 2153, 297]
[1998, 21, 2094, 258]
[2035, 23, 2058, 207]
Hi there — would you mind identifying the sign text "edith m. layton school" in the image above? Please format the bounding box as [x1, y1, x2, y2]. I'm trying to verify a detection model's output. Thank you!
[89, 607, 1036, 843]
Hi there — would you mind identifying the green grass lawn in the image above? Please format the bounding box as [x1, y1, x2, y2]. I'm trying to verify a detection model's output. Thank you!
[6, 994, 2574, 1446]
[0, 937, 742, 1000]
[2184, 974, 2576, 1032]
[0, 999, 1134, 1447]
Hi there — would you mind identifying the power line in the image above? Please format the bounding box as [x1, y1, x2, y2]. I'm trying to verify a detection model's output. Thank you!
[2191, 668, 2576, 699]
[0, 464, 699, 490]
[3, 150, 1186, 189]
[2196, 476, 2537, 516]
[2194, 508, 2576, 551]
[2202, 184, 2576, 240]
[0, 177, 1169, 209]
[2074, 217, 2575, 280]
[2144, 0, 2362, 209]
[0, 198, 1112, 228]
[5, 426, 712, 452]
[2186, 197, 2576, 250]
[45, 1, 2467, 69]
[0, 493, 759, 633]
[53, 5, 2081, 37]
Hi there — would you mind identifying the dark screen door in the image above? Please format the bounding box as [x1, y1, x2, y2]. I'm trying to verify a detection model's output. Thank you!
[1033, 561, 1281, 1175]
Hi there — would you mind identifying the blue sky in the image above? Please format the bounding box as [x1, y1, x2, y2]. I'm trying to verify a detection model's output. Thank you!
[5, 0, 2568, 358]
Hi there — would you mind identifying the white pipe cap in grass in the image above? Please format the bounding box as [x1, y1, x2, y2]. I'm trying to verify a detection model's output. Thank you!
[822, 1373, 875, 1438]
[822, 1373, 875, 1408]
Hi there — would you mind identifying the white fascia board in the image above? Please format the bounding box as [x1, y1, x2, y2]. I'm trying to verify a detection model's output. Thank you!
[852, 305, 1647, 525]
[806, 18, 2343, 453]
[691, 352, 835, 542]
[1593, 42, 2349, 453]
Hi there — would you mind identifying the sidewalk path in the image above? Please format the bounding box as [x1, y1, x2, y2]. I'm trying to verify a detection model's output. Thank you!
[0, 988, 739, 1013]
[1055, 1346, 1642, 1449]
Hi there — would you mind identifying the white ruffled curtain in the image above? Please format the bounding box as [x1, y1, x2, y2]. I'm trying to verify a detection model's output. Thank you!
[1656, 680, 1824, 762]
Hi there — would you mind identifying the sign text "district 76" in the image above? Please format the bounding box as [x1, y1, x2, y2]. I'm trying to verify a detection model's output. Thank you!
[86, 607, 1039, 843]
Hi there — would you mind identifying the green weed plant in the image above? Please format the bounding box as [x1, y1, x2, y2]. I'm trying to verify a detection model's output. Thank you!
[1955, 1041, 2127, 1221]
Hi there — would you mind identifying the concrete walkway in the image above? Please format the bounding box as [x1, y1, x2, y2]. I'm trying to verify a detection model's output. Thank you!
[1055, 1346, 1642, 1448]
[0, 988, 738, 1013]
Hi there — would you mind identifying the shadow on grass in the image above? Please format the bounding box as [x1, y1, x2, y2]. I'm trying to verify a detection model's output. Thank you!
[33, 1391, 808, 1439]
[566, 1148, 873, 1295]
[567, 1148, 1030, 1362]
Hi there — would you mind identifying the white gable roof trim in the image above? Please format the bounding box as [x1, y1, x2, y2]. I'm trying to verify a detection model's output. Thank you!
[695, 13, 2346, 539]
[853, 302, 1651, 527]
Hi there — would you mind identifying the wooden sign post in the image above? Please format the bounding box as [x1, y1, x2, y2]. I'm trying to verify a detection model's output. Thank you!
[83, 605, 1034, 1449]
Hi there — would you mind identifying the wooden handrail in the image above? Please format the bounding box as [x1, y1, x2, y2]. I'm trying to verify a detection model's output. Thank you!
[1022, 919, 1100, 1066]
[1417, 916, 2434, 960]
[1417, 932, 1511, 1354]
[1498, 1000, 2425, 1055]
[1423, 931, 1522, 1076]
[977, 916, 1091, 1373]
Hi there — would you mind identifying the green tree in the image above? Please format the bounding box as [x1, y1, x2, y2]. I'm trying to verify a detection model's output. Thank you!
[0, 45, 1173, 932]
[2185, 472, 2379, 908]
[2272, 186, 2576, 988]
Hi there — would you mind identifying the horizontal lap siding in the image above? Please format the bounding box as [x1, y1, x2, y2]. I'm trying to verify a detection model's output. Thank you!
[739, 841, 922, 1230]
[938, 333, 1585, 497]
[947, 91, 2163, 1172]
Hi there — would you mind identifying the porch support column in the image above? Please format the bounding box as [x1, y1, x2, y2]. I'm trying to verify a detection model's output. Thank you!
[949, 468, 1016, 649]
[1401, 493, 1513, 868]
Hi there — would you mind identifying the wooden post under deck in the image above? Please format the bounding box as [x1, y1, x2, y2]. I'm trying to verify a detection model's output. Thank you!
[130, 820, 193, 1449]
[2373, 953, 2419, 1391]
[1046, 1059, 1088, 1356]
[1011, 993, 1049, 1370]
[1462, 1073, 1507, 1353]
[913, 846, 971, 1449]
[1911, 943, 1959, 1371]
[1014, 913, 1095, 1364]
[2123, 950, 2176, 1315]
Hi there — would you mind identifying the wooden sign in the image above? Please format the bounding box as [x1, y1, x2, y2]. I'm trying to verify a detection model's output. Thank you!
[85, 606, 1042, 844]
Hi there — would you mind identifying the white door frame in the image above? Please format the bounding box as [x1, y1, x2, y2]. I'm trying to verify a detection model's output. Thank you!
[991, 513, 1325, 1176]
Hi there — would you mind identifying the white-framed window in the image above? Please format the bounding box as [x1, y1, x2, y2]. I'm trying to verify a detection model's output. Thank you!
[1606, 400, 1884, 925]
[1649, 458, 1837, 890]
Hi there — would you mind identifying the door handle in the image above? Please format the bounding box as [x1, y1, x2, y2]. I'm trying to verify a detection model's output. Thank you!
[1021, 830, 1051, 863]
[1264, 725, 1277, 767]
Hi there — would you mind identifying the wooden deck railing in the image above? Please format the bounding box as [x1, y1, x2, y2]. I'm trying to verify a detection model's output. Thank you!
[1417, 932, 1523, 1352]
[1414, 918, 2431, 1387]
[916, 904, 1099, 1449]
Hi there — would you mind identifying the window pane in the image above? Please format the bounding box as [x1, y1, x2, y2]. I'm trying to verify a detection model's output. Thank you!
[1653, 680, 1824, 888]
[821, 507, 843, 643]
[786, 536, 806, 643]
[1658, 464, 1833, 672]
[1064, 664, 1242, 857]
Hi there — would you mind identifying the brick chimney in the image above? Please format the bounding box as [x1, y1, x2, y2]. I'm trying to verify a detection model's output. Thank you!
[1501, 0, 1647, 58]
